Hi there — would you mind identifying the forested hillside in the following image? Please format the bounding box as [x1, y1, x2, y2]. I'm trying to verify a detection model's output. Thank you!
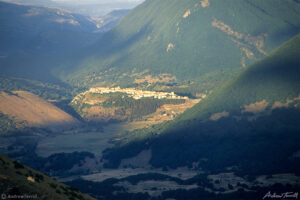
[60, 0, 300, 91]
[0, 2, 101, 82]
[102, 35, 300, 175]
[1, 1, 300, 199]
[0, 2, 100, 55]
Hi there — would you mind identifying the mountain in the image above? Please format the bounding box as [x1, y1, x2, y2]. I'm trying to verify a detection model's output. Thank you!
[0, 0, 142, 17]
[60, 0, 300, 92]
[93, 9, 130, 33]
[0, 154, 95, 200]
[0, 2, 99, 56]
[102, 34, 300, 176]
[174, 33, 300, 123]
[0, 91, 80, 133]
[0, 2, 103, 83]
[0, 0, 59, 7]
[0, 75, 76, 100]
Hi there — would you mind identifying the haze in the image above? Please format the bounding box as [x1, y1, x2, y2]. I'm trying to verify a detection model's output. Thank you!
[0, 0, 145, 16]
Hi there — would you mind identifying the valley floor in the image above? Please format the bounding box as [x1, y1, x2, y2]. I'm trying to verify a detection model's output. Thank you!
[1, 120, 300, 200]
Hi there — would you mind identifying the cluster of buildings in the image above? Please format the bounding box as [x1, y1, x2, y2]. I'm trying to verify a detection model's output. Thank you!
[89, 87, 188, 100]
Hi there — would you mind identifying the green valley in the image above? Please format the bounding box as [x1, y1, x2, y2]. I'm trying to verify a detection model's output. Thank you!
[1, 0, 300, 199]
[102, 34, 300, 174]
[70, 87, 200, 123]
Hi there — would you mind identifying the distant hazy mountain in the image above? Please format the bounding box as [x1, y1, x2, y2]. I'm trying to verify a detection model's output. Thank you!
[0, 0, 143, 17]
[0, 2, 133, 84]
[93, 9, 130, 33]
[0, 1, 99, 56]
[0, 2, 105, 83]
[0, 0, 59, 7]
[55, 3, 140, 17]
[103, 34, 300, 177]
[60, 0, 300, 91]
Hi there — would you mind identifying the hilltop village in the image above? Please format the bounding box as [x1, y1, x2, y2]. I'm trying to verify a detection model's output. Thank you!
[89, 87, 189, 100]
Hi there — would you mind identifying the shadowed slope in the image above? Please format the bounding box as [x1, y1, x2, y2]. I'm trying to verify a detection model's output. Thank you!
[102, 35, 300, 173]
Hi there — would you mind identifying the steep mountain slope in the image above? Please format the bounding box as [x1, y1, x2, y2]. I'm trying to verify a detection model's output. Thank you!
[174, 33, 300, 124]
[102, 34, 300, 175]
[0, 154, 95, 200]
[62, 0, 300, 90]
[0, 2, 102, 82]
[0, 91, 79, 132]
[0, 2, 99, 55]
[0, 75, 75, 100]
[93, 9, 130, 33]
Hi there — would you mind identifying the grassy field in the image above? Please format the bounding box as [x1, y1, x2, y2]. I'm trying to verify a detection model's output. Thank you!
[35, 122, 152, 157]
[82, 167, 199, 183]
[35, 97, 200, 157]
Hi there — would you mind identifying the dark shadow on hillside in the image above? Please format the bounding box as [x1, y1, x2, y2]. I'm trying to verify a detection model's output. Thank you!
[102, 107, 300, 177]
